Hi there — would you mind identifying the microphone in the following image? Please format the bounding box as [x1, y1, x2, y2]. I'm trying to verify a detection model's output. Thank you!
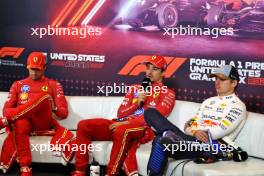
[139, 78, 151, 107]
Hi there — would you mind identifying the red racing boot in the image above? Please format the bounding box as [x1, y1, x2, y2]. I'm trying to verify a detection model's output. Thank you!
[20, 167, 32, 176]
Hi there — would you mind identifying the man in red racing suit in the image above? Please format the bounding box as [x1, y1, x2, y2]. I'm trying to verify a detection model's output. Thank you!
[0, 52, 74, 176]
[71, 55, 176, 176]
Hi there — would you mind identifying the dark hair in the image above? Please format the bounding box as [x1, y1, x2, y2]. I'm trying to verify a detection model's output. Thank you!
[230, 79, 238, 91]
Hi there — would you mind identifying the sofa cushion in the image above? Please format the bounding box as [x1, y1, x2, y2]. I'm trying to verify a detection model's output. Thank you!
[60, 96, 122, 130]
[235, 112, 264, 159]
[167, 100, 200, 131]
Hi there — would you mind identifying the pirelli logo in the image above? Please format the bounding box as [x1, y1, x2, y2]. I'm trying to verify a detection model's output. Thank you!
[118, 55, 187, 78]
[0, 47, 25, 59]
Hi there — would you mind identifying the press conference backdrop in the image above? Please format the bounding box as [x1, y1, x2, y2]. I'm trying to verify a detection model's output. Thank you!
[0, 0, 263, 113]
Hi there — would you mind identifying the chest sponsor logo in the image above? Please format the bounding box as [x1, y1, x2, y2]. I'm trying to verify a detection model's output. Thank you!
[20, 93, 28, 101]
[221, 119, 231, 127]
[203, 115, 221, 121]
[225, 116, 235, 123]
[204, 105, 213, 110]
[220, 103, 227, 108]
[216, 108, 225, 113]
[209, 101, 216, 105]
[191, 121, 198, 128]
[225, 96, 233, 99]
[153, 92, 160, 99]
[21, 85, 30, 93]
[132, 98, 138, 104]
[134, 92, 139, 98]
[202, 120, 218, 127]
[219, 123, 227, 130]
[229, 109, 241, 116]
[42, 86, 49, 92]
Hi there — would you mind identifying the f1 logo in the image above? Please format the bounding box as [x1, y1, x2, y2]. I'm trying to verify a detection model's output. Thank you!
[118, 55, 187, 78]
[0, 47, 25, 59]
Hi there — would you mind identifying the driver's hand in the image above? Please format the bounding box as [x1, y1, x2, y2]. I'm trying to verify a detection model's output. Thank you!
[137, 93, 146, 106]
[109, 121, 130, 132]
[193, 130, 208, 143]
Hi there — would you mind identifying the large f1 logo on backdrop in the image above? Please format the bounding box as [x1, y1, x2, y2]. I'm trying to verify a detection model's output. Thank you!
[118, 56, 187, 78]
[0, 47, 25, 59]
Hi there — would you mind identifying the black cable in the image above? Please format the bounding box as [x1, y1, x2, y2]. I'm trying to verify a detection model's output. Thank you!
[181, 159, 193, 176]
[248, 155, 264, 161]
[169, 160, 188, 176]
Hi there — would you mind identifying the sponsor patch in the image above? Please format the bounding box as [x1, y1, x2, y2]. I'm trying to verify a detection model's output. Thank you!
[134, 92, 139, 98]
[42, 86, 49, 92]
[209, 101, 216, 105]
[121, 98, 129, 106]
[132, 98, 138, 104]
[20, 93, 28, 101]
[229, 109, 241, 116]
[220, 103, 227, 108]
[21, 85, 30, 93]
[134, 108, 144, 116]
[216, 107, 224, 113]
[219, 123, 227, 130]
[221, 119, 231, 127]
[202, 120, 218, 127]
[225, 116, 235, 123]
[153, 92, 160, 99]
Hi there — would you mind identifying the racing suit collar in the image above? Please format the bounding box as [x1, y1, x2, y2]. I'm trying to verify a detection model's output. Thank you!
[151, 82, 163, 87]
[218, 93, 236, 100]
[28, 76, 47, 82]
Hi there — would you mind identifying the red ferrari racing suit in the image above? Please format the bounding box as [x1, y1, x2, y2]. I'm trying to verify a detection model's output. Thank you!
[0, 76, 74, 171]
[74, 82, 176, 176]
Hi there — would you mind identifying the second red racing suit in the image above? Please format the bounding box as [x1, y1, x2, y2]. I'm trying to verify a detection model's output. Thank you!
[0, 76, 75, 171]
[74, 82, 176, 176]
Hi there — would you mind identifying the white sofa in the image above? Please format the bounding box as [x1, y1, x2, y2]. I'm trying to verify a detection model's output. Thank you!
[0, 92, 264, 176]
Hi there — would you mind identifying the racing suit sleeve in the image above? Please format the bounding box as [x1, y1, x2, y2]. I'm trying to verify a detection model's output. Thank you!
[3, 82, 18, 118]
[117, 87, 139, 118]
[210, 104, 247, 140]
[51, 81, 68, 119]
[155, 89, 176, 117]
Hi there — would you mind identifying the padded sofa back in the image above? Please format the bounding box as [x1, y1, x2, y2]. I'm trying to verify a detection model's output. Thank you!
[235, 112, 264, 159]
[0, 92, 263, 159]
[60, 96, 122, 130]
